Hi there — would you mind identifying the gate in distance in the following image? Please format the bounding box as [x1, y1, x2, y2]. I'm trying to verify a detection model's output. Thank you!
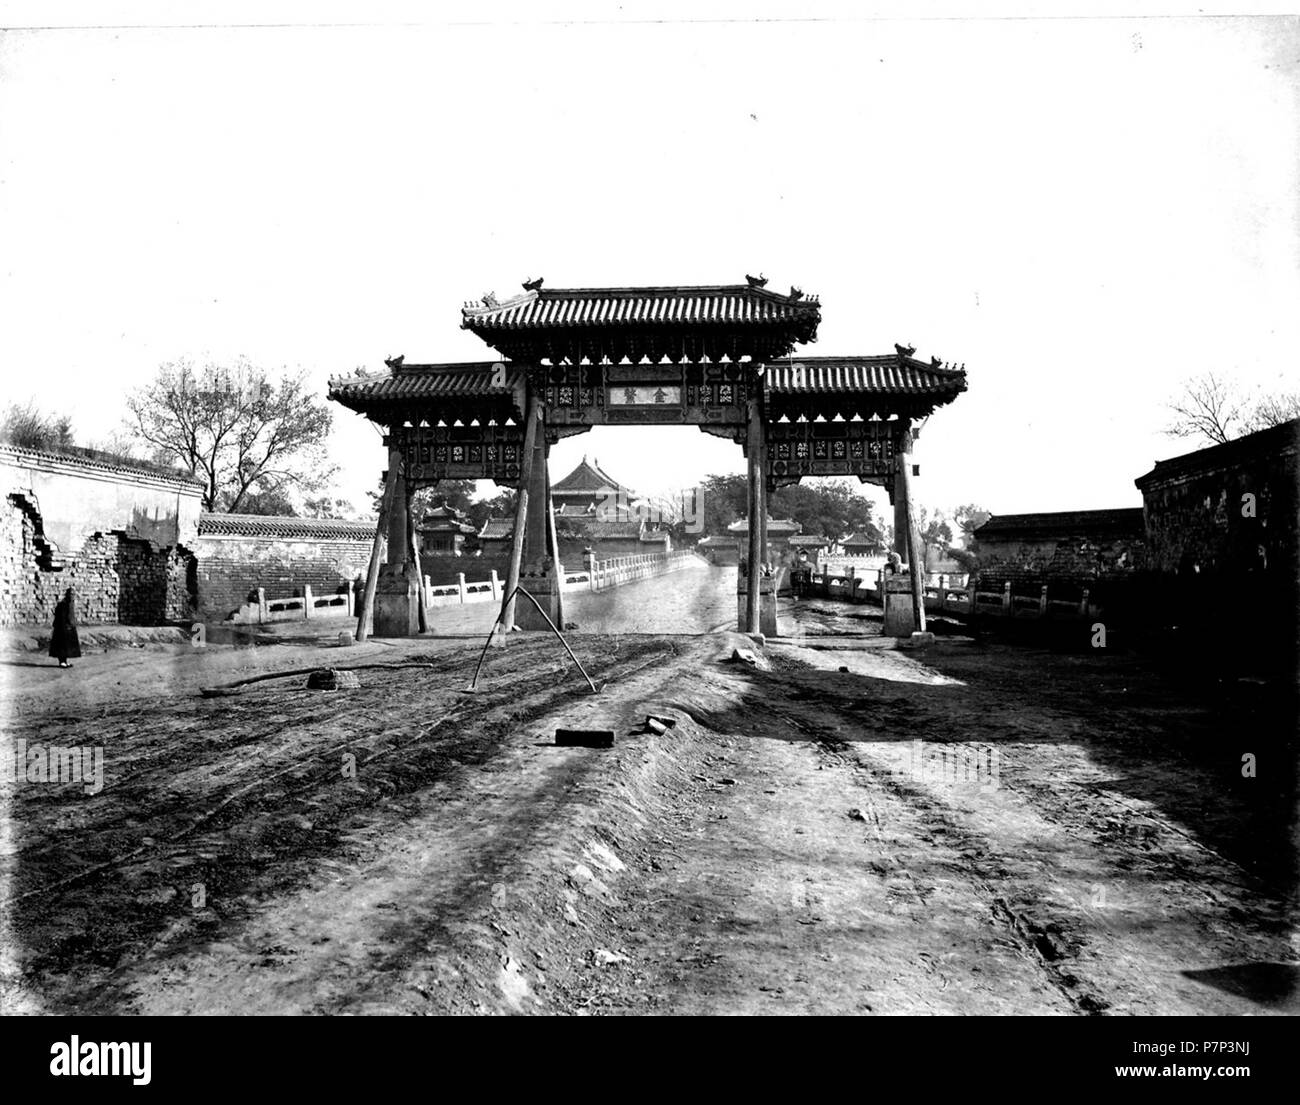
[327, 276, 967, 638]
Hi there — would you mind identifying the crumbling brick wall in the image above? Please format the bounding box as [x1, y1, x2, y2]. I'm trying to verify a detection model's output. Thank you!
[1, 494, 196, 627]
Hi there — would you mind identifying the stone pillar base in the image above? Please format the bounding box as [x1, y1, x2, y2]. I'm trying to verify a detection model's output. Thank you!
[515, 565, 563, 631]
[883, 574, 918, 637]
[373, 565, 421, 638]
[737, 573, 779, 636]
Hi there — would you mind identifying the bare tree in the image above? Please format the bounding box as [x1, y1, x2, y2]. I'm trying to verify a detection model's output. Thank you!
[1164, 372, 1244, 445]
[1244, 390, 1300, 434]
[1165, 373, 1300, 446]
[125, 358, 337, 512]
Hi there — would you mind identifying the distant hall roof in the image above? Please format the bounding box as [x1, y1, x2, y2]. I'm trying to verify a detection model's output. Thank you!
[479, 517, 514, 540]
[552, 456, 635, 499]
[726, 517, 802, 536]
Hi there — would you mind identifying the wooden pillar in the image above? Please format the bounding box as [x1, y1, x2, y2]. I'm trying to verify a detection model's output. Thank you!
[523, 419, 549, 572]
[501, 383, 540, 631]
[386, 451, 409, 570]
[745, 395, 763, 632]
[408, 506, 428, 634]
[545, 470, 565, 627]
[893, 472, 908, 558]
[896, 427, 926, 633]
[500, 488, 529, 631]
[355, 456, 399, 643]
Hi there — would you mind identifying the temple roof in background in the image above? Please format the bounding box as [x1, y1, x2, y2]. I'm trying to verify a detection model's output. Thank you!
[726, 517, 802, 536]
[552, 456, 636, 500]
[842, 531, 885, 547]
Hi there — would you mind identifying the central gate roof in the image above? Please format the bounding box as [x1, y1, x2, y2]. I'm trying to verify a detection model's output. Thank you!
[462, 281, 821, 364]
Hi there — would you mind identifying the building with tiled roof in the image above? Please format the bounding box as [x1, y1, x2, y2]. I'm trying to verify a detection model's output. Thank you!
[548, 456, 661, 558]
[551, 456, 637, 516]
[722, 516, 803, 562]
[416, 503, 477, 556]
[726, 517, 802, 537]
[842, 531, 886, 555]
[478, 516, 515, 546]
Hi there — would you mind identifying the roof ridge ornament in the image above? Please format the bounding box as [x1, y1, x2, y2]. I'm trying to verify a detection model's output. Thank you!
[789, 286, 803, 300]
[745, 273, 767, 288]
[894, 343, 916, 358]
[384, 354, 404, 369]
[522, 276, 544, 291]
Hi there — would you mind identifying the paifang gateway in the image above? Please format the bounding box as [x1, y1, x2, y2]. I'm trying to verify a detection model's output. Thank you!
[327, 277, 967, 638]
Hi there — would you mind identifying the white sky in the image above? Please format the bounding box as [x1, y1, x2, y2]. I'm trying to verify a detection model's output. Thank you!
[2, 2, 1297, 523]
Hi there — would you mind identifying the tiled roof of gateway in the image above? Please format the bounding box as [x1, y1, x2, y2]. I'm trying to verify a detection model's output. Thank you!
[462, 281, 822, 363]
[198, 513, 377, 540]
[327, 362, 524, 413]
[462, 284, 820, 330]
[974, 509, 1146, 541]
[765, 356, 967, 397]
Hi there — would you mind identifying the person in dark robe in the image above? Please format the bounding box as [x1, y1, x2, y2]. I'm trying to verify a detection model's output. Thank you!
[49, 587, 81, 668]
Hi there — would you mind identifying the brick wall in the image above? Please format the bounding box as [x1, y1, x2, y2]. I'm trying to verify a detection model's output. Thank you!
[419, 552, 515, 588]
[975, 534, 1149, 597]
[1, 494, 195, 627]
[1139, 454, 1299, 580]
[193, 534, 373, 620]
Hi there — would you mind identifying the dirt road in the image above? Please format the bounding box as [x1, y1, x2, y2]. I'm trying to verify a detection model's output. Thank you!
[1, 569, 1296, 1015]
